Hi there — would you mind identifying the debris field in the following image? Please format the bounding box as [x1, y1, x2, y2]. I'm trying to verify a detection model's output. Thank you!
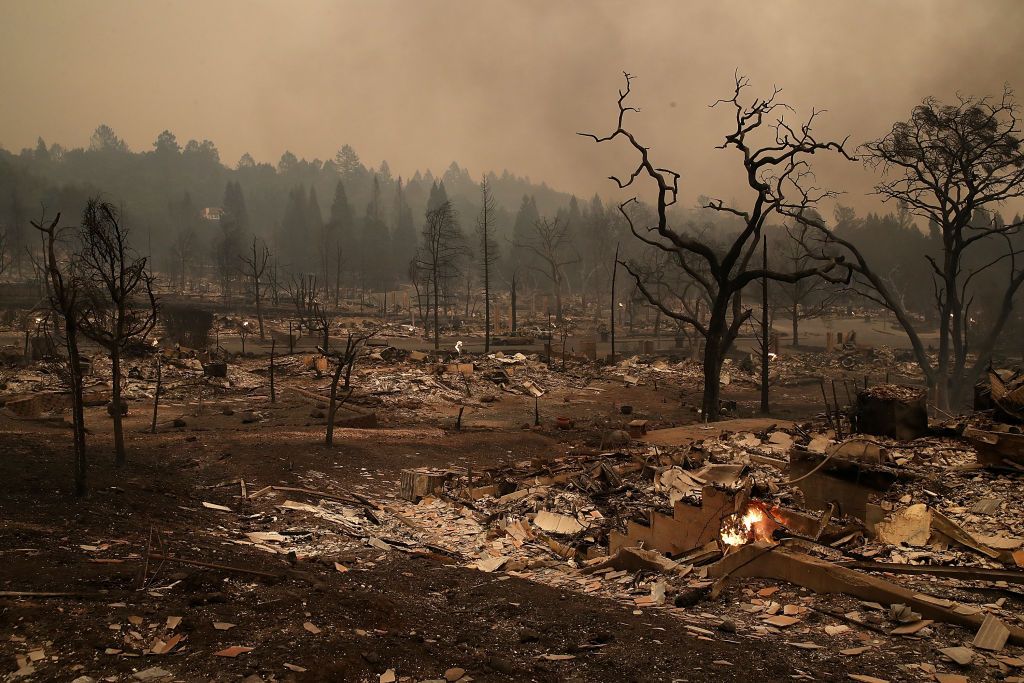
[2, 342, 1024, 683]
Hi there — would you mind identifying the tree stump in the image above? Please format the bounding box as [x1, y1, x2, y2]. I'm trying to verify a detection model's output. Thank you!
[399, 468, 449, 502]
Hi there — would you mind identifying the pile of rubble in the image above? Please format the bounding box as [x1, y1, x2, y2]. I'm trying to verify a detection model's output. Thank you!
[172, 396, 1022, 681]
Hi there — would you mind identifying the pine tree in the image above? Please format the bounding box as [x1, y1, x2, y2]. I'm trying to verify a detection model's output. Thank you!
[476, 179, 500, 352]
[306, 186, 324, 286]
[335, 145, 362, 179]
[416, 200, 464, 350]
[511, 195, 540, 280]
[280, 185, 309, 271]
[391, 177, 417, 285]
[89, 124, 128, 152]
[427, 181, 450, 213]
[307, 186, 323, 236]
[327, 181, 354, 301]
[222, 181, 249, 233]
[360, 175, 392, 291]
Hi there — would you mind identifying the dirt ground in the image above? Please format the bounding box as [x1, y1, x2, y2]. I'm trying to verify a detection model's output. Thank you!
[0, 358, 999, 682]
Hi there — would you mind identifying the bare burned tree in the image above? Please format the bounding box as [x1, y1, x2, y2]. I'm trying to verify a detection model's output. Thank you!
[408, 258, 427, 329]
[416, 200, 464, 351]
[267, 256, 282, 305]
[634, 245, 711, 357]
[213, 220, 242, 301]
[802, 89, 1024, 409]
[333, 242, 345, 306]
[476, 179, 500, 352]
[509, 268, 519, 333]
[515, 216, 578, 322]
[311, 295, 332, 353]
[286, 272, 316, 334]
[0, 226, 9, 278]
[580, 72, 851, 420]
[462, 246, 476, 321]
[240, 236, 270, 338]
[169, 224, 197, 293]
[76, 199, 158, 467]
[285, 271, 332, 349]
[32, 210, 88, 496]
[774, 222, 839, 347]
[321, 326, 378, 447]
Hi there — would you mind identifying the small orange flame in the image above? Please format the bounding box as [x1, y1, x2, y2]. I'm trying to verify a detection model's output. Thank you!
[720, 502, 776, 546]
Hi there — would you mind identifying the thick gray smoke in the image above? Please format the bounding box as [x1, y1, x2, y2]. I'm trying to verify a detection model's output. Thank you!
[2, 0, 1022, 213]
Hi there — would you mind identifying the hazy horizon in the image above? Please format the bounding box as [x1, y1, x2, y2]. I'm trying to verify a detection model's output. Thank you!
[3, 0, 1024, 215]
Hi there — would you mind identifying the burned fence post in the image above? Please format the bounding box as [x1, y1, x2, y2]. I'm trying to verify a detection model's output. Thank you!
[269, 339, 276, 404]
[819, 378, 834, 433]
[151, 353, 161, 434]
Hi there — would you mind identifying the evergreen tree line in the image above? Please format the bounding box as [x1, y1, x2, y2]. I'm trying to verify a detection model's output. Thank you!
[0, 124, 996, 331]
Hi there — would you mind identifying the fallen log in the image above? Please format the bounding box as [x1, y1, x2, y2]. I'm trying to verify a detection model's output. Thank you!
[0, 591, 116, 600]
[840, 561, 1024, 584]
[148, 553, 282, 580]
[707, 542, 1024, 643]
[248, 485, 363, 506]
[582, 546, 692, 576]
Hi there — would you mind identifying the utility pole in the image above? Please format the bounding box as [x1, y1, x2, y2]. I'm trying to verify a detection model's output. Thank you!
[510, 273, 517, 333]
[610, 242, 619, 363]
[760, 234, 770, 414]
[151, 353, 161, 434]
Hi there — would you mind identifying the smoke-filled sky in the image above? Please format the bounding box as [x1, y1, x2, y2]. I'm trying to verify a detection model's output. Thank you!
[2, 0, 1024, 214]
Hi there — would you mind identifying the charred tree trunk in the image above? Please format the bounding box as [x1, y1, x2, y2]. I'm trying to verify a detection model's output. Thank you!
[483, 250, 491, 354]
[510, 274, 518, 333]
[326, 362, 344, 447]
[254, 282, 264, 339]
[553, 277, 563, 323]
[66, 319, 87, 496]
[701, 300, 731, 421]
[270, 340, 276, 403]
[432, 271, 440, 351]
[111, 347, 125, 467]
[151, 354, 161, 434]
[701, 335, 723, 422]
[335, 244, 342, 306]
[792, 301, 800, 348]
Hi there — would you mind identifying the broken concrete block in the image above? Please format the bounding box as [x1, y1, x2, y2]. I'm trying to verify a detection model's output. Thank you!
[609, 484, 744, 556]
[627, 419, 649, 437]
[533, 510, 585, 535]
[973, 614, 1011, 651]
[874, 503, 932, 546]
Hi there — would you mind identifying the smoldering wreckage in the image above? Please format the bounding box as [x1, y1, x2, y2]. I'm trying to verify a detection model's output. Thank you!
[6, 335, 1024, 682]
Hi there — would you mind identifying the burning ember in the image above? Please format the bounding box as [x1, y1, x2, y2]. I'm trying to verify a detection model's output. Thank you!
[720, 501, 780, 546]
